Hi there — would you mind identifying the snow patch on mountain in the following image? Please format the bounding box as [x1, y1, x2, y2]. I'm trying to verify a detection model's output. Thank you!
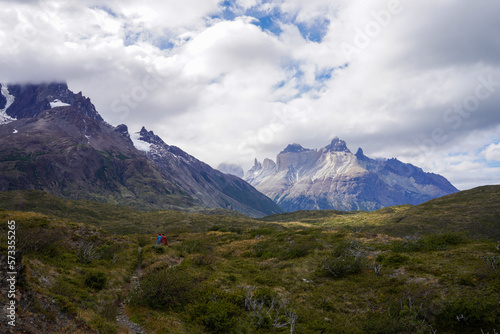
[0, 84, 16, 125]
[130, 131, 152, 152]
[50, 99, 71, 108]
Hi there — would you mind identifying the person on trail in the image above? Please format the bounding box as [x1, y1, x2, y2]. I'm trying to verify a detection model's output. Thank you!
[161, 233, 168, 246]
[156, 233, 162, 245]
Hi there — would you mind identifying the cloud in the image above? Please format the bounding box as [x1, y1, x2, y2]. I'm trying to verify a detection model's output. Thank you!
[484, 142, 500, 162]
[0, 0, 499, 190]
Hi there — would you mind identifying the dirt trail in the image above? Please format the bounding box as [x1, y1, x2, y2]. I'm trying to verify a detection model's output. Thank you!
[116, 246, 185, 333]
[116, 246, 147, 334]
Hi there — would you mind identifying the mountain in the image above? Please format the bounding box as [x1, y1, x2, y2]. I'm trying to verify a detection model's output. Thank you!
[0, 82, 282, 217]
[245, 138, 459, 212]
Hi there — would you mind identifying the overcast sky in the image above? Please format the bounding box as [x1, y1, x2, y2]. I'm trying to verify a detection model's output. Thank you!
[1, 0, 499, 190]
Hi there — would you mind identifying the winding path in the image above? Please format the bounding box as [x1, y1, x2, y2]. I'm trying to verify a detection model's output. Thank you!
[116, 246, 147, 334]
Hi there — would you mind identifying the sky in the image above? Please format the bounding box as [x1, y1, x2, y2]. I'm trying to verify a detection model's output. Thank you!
[0, 0, 499, 190]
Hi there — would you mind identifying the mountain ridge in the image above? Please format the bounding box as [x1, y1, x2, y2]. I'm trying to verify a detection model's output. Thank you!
[245, 139, 458, 212]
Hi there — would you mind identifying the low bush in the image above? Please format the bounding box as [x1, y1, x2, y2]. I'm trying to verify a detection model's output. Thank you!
[84, 271, 107, 290]
[320, 240, 365, 279]
[391, 233, 469, 253]
[195, 298, 242, 333]
[434, 294, 499, 331]
[136, 234, 150, 247]
[129, 267, 198, 311]
[253, 235, 320, 260]
[249, 227, 276, 238]
[377, 253, 410, 267]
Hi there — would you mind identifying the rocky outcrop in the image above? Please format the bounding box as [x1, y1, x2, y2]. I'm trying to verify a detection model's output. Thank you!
[245, 139, 459, 212]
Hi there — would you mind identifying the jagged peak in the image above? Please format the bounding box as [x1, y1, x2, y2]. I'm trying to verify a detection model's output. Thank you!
[325, 137, 350, 153]
[262, 158, 276, 169]
[2, 81, 103, 122]
[138, 126, 166, 146]
[280, 143, 311, 154]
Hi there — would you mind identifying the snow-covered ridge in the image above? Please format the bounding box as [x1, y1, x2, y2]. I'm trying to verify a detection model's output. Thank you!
[0, 83, 16, 125]
[130, 131, 152, 152]
[50, 99, 71, 108]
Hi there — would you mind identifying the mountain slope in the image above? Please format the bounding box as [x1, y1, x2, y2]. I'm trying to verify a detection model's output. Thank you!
[0, 105, 196, 209]
[245, 138, 458, 212]
[0, 82, 282, 216]
[131, 127, 282, 217]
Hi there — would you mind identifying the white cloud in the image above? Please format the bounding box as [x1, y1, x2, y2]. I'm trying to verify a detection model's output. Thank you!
[484, 142, 500, 162]
[0, 0, 499, 189]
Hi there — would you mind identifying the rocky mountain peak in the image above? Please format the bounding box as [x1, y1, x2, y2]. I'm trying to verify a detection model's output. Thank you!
[355, 147, 369, 160]
[325, 137, 350, 153]
[113, 124, 133, 146]
[1, 82, 103, 122]
[138, 126, 166, 146]
[280, 143, 309, 154]
[262, 158, 277, 170]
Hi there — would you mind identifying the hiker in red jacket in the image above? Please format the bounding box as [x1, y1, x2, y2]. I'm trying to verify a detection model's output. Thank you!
[161, 234, 168, 246]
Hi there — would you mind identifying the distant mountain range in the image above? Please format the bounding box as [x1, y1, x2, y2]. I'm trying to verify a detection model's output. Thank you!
[244, 138, 459, 212]
[0, 82, 282, 217]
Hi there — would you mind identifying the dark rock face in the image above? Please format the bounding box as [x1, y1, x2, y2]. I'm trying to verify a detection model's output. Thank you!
[0, 82, 282, 217]
[114, 124, 133, 145]
[280, 143, 311, 154]
[325, 137, 350, 153]
[0, 85, 6, 110]
[245, 139, 459, 212]
[5, 82, 103, 122]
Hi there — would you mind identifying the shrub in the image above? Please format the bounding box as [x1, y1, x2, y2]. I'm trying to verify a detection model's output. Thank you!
[100, 299, 118, 321]
[18, 226, 65, 255]
[391, 233, 469, 253]
[435, 294, 499, 331]
[377, 253, 410, 267]
[77, 242, 103, 263]
[129, 267, 198, 310]
[249, 227, 276, 238]
[136, 234, 150, 247]
[253, 235, 319, 260]
[192, 248, 217, 266]
[199, 299, 241, 333]
[320, 240, 365, 279]
[153, 245, 165, 254]
[421, 232, 469, 251]
[90, 315, 117, 334]
[84, 271, 107, 290]
[178, 239, 204, 254]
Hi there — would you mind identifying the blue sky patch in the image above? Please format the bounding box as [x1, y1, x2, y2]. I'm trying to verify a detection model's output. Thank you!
[295, 17, 330, 43]
[251, 15, 283, 36]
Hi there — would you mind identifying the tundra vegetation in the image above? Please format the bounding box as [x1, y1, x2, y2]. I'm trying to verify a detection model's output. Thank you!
[0, 186, 499, 333]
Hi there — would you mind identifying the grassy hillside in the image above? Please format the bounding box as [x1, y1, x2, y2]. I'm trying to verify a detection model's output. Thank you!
[262, 185, 500, 240]
[1, 186, 499, 333]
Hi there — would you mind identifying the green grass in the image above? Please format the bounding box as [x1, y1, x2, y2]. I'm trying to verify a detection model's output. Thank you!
[1, 186, 500, 333]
